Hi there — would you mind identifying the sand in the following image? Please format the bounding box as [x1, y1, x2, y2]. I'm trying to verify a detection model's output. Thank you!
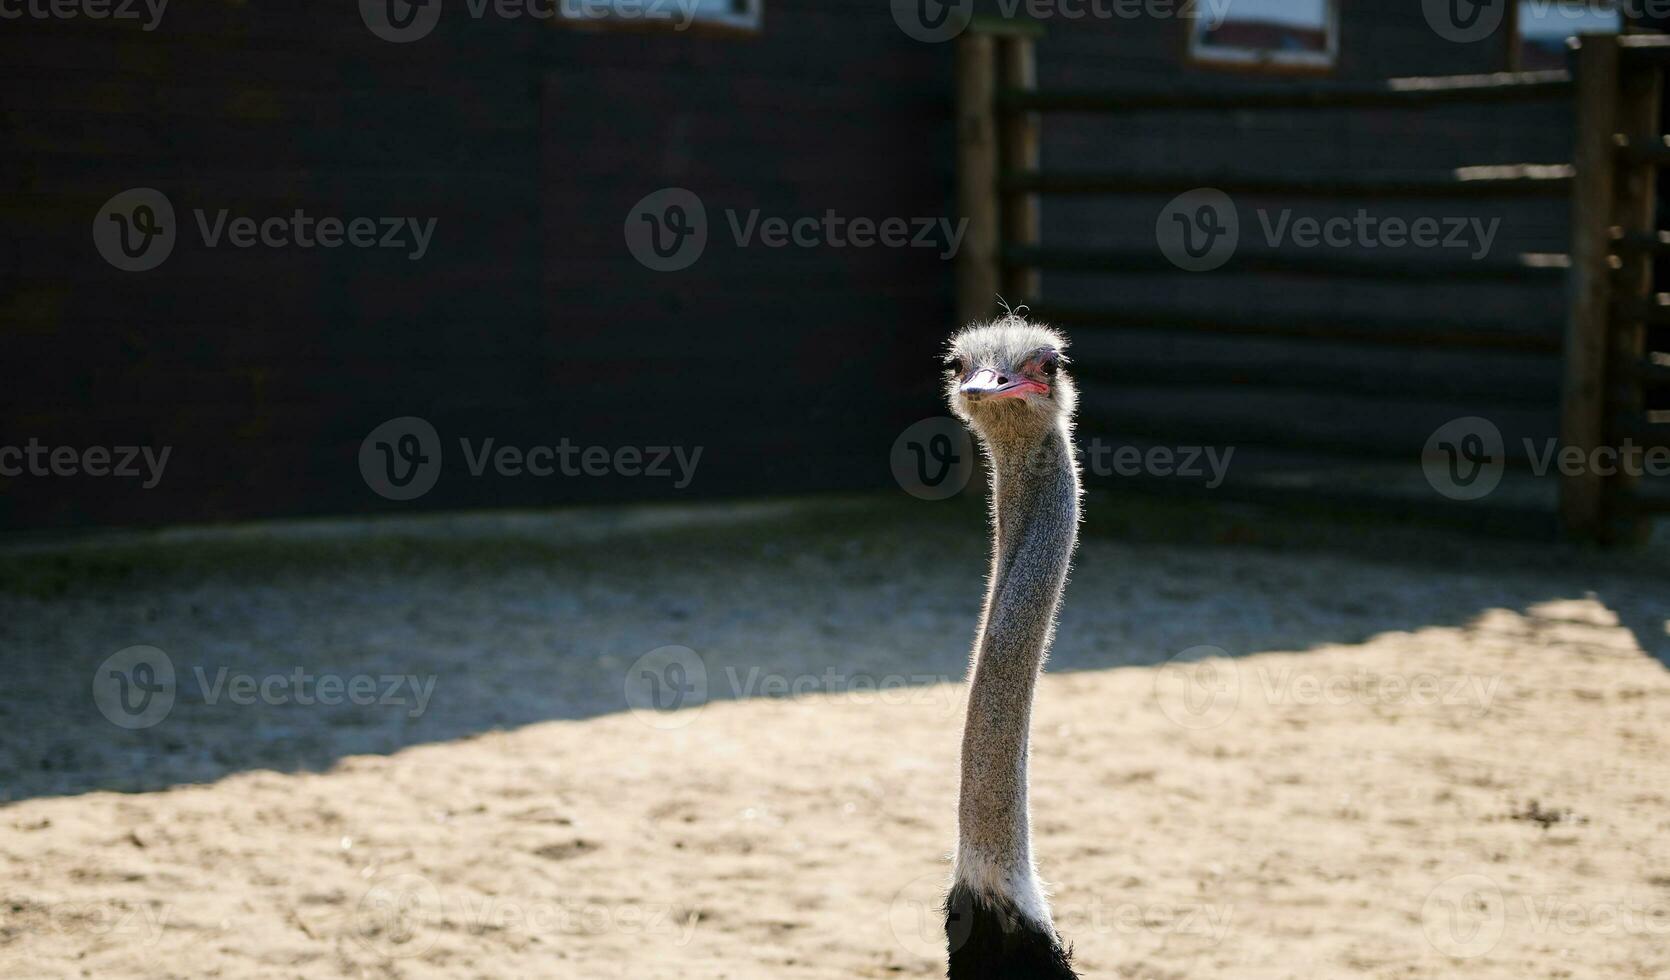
[1, 497, 1667, 978]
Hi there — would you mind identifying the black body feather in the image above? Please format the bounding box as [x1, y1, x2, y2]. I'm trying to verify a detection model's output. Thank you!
[945, 883, 1077, 980]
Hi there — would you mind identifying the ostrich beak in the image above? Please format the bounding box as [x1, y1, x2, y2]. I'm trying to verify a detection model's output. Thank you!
[960, 368, 1047, 401]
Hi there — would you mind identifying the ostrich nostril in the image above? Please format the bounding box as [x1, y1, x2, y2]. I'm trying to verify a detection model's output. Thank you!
[997, 375, 1008, 385]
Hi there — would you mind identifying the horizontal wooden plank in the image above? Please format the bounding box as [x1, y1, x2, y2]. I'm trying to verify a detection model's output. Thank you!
[1622, 489, 1670, 513]
[1617, 135, 1670, 167]
[1027, 303, 1564, 353]
[1002, 71, 1574, 113]
[1614, 295, 1670, 327]
[1004, 244, 1568, 282]
[1072, 358, 1558, 408]
[1612, 230, 1670, 257]
[1078, 386, 1555, 463]
[1630, 359, 1670, 387]
[1003, 165, 1576, 198]
[1097, 478, 1560, 535]
[1617, 32, 1670, 66]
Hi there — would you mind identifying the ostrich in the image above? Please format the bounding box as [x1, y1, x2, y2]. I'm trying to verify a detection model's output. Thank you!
[941, 317, 1081, 980]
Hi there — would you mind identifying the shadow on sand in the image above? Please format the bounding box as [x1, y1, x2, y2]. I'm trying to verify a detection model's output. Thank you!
[1, 493, 1665, 804]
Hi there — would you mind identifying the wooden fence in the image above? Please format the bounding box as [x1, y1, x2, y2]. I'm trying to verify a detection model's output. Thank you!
[955, 25, 1670, 544]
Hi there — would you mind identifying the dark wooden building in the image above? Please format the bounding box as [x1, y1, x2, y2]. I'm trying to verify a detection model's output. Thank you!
[0, 1, 1655, 531]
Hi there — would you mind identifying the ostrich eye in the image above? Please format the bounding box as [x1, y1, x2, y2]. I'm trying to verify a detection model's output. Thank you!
[1038, 355, 1058, 377]
[945, 354, 967, 374]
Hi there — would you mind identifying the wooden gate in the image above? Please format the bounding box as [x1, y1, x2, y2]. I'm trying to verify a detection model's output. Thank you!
[955, 26, 1670, 545]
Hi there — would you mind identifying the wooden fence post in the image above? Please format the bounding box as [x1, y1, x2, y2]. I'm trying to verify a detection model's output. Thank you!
[999, 35, 1040, 305]
[1561, 34, 1621, 541]
[1607, 50, 1662, 545]
[955, 32, 999, 326]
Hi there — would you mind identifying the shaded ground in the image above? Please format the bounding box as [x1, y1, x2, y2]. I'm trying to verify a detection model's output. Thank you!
[0, 495, 1667, 977]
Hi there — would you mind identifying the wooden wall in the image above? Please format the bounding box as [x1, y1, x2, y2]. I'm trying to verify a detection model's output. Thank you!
[0, 2, 1623, 530]
[1018, 6, 1579, 503]
[0, 1, 956, 530]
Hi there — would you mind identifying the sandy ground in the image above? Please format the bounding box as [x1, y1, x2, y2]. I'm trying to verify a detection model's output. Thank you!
[1, 497, 1667, 978]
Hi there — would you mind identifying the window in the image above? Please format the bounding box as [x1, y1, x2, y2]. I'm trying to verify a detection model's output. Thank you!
[1516, 1, 1621, 70]
[559, 0, 761, 33]
[1189, 0, 1337, 71]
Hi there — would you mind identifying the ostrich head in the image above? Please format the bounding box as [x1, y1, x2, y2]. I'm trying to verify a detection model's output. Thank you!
[945, 317, 1075, 445]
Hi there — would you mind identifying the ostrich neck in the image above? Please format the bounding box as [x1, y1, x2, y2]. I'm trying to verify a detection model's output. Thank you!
[955, 421, 1079, 898]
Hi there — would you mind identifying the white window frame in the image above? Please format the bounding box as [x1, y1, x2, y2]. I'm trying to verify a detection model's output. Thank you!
[1188, 0, 1339, 71]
